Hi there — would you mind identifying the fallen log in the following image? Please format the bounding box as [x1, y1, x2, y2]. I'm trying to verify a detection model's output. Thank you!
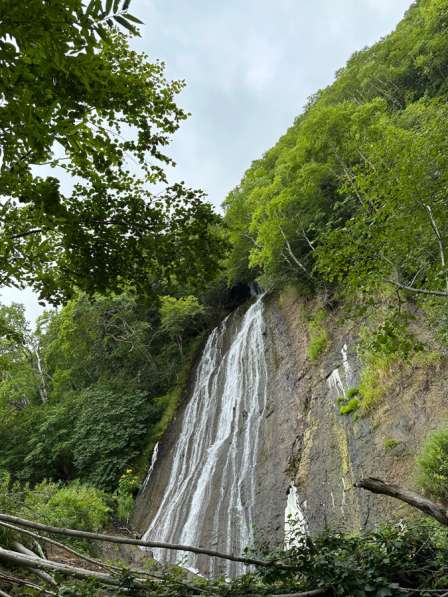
[12, 541, 56, 586]
[355, 477, 448, 525]
[0, 512, 273, 568]
[0, 520, 205, 594]
[0, 546, 146, 589]
[0, 570, 57, 596]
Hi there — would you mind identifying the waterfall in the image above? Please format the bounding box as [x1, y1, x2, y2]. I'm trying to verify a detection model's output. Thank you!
[284, 485, 307, 549]
[142, 296, 268, 576]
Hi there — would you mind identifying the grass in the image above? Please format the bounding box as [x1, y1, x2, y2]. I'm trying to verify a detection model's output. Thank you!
[383, 438, 401, 451]
[307, 308, 329, 361]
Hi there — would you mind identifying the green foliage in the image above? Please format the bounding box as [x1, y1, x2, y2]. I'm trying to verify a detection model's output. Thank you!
[307, 308, 328, 361]
[0, 472, 109, 551]
[160, 295, 205, 354]
[384, 438, 401, 451]
[0, 292, 210, 490]
[339, 398, 361, 416]
[21, 480, 110, 533]
[70, 386, 155, 490]
[346, 386, 360, 399]
[114, 468, 140, 523]
[0, 0, 224, 303]
[223, 0, 448, 307]
[357, 312, 423, 414]
[417, 427, 448, 502]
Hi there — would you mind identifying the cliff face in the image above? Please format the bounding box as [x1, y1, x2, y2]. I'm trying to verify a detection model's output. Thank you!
[267, 288, 448, 533]
[133, 289, 448, 562]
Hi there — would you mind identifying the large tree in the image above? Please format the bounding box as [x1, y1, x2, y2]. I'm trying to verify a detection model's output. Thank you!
[0, 0, 223, 303]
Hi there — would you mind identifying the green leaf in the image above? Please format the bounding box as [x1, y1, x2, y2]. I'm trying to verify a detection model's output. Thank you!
[105, 0, 113, 14]
[122, 13, 143, 24]
[113, 15, 137, 31]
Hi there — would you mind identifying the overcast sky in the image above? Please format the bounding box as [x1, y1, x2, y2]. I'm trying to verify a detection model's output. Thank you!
[1, 0, 412, 324]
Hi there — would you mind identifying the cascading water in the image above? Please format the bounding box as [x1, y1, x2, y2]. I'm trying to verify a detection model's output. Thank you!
[142, 296, 268, 576]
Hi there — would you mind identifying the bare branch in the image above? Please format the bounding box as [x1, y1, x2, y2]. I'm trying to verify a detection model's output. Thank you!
[279, 226, 313, 279]
[0, 571, 56, 596]
[0, 512, 276, 568]
[9, 228, 43, 240]
[385, 279, 448, 298]
[0, 546, 146, 589]
[422, 203, 448, 294]
[12, 541, 56, 586]
[0, 520, 202, 593]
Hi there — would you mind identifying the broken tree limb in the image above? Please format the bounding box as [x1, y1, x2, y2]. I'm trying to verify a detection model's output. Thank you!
[0, 520, 202, 594]
[0, 512, 274, 568]
[12, 541, 57, 586]
[0, 546, 146, 589]
[0, 589, 12, 597]
[0, 571, 57, 596]
[355, 478, 448, 525]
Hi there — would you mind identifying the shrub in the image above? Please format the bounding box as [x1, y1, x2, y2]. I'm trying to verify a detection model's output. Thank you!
[307, 309, 328, 361]
[114, 468, 140, 523]
[346, 387, 360, 399]
[339, 398, 361, 416]
[384, 438, 401, 451]
[22, 480, 110, 533]
[417, 428, 448, 502]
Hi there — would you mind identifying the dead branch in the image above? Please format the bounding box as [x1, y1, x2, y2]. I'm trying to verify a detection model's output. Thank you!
[12, 541, 56, 586]
[0, 570, 56, 595]
[0, 546, 146, 589]
[0, 520, 205, 594]
[355, 477, 448, 525]
[0, 589, 12, 597]
[0, 512, 273, 568]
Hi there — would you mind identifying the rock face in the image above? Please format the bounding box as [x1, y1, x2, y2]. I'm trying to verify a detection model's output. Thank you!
[133, 288, 448, 572]
[268, 288, 448, 533]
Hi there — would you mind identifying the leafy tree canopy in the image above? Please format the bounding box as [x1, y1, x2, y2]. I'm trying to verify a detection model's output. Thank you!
[0, 0, 224, 303]
[223, 0, 448, 305]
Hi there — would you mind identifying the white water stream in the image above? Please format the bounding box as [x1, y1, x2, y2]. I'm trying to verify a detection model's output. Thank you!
[142, 297, 268, 576]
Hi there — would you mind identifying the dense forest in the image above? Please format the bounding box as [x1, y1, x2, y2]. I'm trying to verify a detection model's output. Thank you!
[3, 0, 448, 595]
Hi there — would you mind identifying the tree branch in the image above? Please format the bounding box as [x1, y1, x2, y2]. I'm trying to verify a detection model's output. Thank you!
[0, 571, 56, 596]
[355, 477, 448, 525]
[0, 520, 202, 594]
[0, 546, 146, 589]
[0, 512, 276, 568]
[385, 279, 448, 298]
[423, 203, 448, 294]
[9, 228, 43, 240]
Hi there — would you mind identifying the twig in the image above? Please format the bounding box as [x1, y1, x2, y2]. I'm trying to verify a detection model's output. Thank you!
[385, 280, 448, 298]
